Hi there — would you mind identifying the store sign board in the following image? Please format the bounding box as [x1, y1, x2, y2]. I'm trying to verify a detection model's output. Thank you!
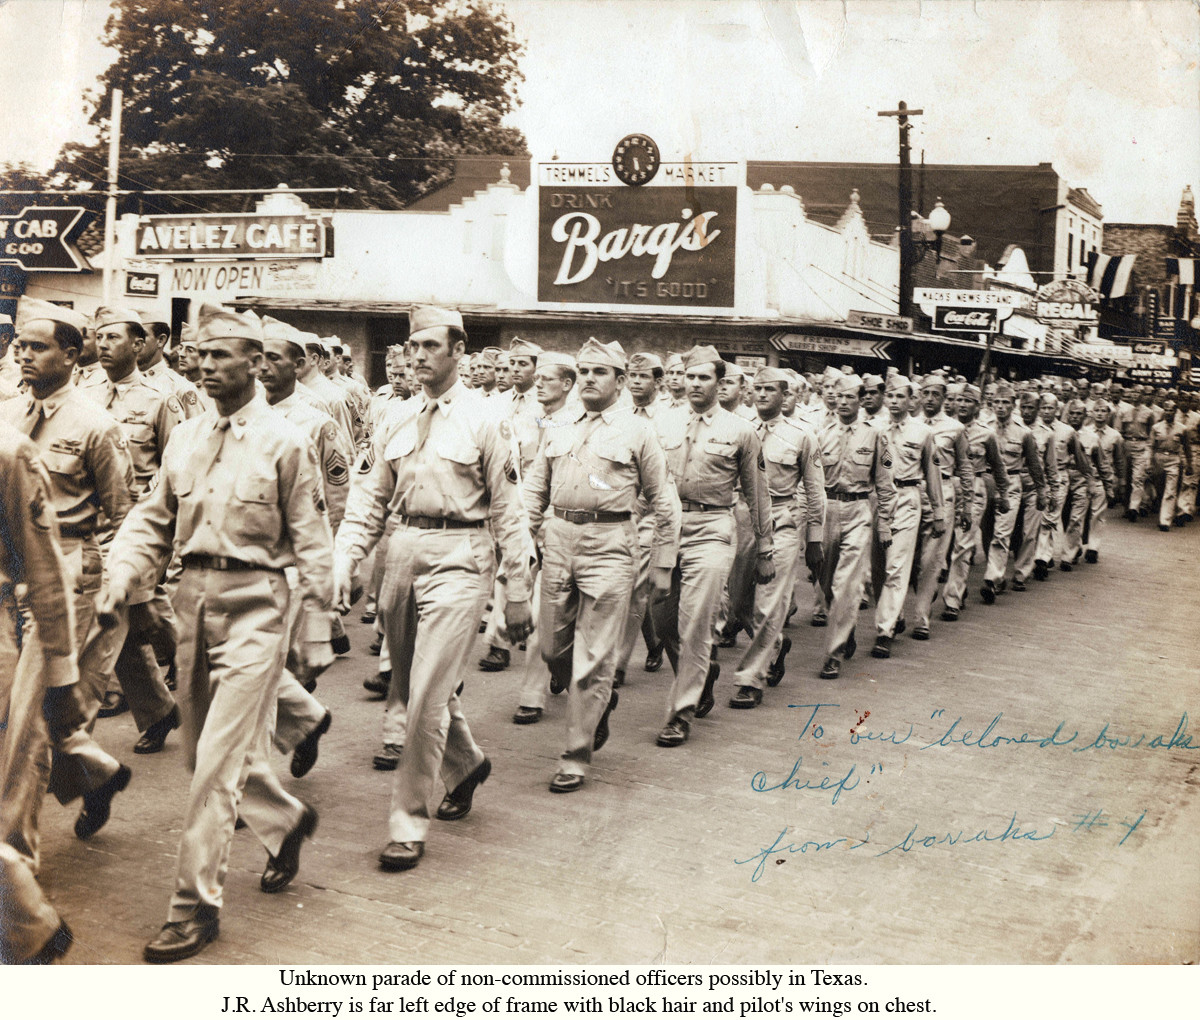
[1128, 366, 1177, 384]
[135, 213, 327, 260]
[1033, 279, 1100, 323]
[773, 333, 892, 360]
[537, 185, 736, 307]
[0, 206, 92, 271]
[934, 306, 999, 333]
[847, 310, 913, 333]
[125, 270, 160, 297]
[1129, 339, 1166, 355]
[166, 260, 319, 295]
[537, 162, 740, 188]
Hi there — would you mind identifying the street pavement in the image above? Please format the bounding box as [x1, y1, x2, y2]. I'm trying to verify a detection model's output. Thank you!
[33, 516, 1200, 965]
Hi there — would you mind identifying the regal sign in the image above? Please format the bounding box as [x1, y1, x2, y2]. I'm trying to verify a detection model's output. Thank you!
[135, 213, 327, 260]
[538, 185, 736, 307]
[1034, 279, 1099, 323]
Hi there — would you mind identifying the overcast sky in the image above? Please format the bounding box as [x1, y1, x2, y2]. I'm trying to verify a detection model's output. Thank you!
[2, 0, 1196, 224]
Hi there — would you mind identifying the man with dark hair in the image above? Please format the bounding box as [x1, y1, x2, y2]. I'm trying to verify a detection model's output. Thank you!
[1, 297, 135, 842]
[138, 308, 204, 418]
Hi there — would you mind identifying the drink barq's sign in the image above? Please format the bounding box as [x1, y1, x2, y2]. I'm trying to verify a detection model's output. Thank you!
[537, 183, 736, 307]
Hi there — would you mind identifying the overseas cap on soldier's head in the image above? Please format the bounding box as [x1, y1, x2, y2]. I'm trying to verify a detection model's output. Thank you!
[139, 305, 171, 329]
[628, 352, 664, 374]
[919, 373, 947, 392]
[577, 337, 627, 370]
[408, 304, 464, 344]
[886, 373, 913, 395]
[683, 344, 723, 370]
[508, 336, 543, 358]
[664, 352, 684, 371]
[861, 373, 886, 392]
[17, 296, 89, 334]
[754, 366, 790, 388]
[538, 350, 577, 373]
[262, 316, 308, 358]
[197, 302, 263, 348]
[960, 384, 982, 403]
[820, 365, 843, 385]
[993, 382, 1016, 400]
[477, 347, 503, 367]
[93, 305, 146, 331]
[834, 372, 864, 395]
[722, 361, 746, 381]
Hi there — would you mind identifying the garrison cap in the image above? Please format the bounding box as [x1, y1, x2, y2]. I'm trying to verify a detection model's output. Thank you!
[834, 372, 864, 395]
[93, 305, 145, 331]
[959, 384, 982, 403]
[683, 345, 723, 370]
[754, 366, 791, 387]
[537, 350, 577, 372]
[179, 322, 198, 345]
[722, 361, 746, 381]
[664, 353, 684, 371]
[477, 347, 502, 367]
[409, 305, 465, 344]
[885, 374, 913, 395]
[261, 316, 308, 358]
[861, 373, 886, 392]
[993, 382, 1016, 400]
[17, 296, 89, 334]
[919, 373, 947, 392]
[577, 337, 627, 370]
[139, 306, 172, 329]
[821, 365, 843, 385]
[197, 302, 263, 348]
[298, 331, 324, 354]
[508, 336, 543, 357]
[628, 352, 664, 373]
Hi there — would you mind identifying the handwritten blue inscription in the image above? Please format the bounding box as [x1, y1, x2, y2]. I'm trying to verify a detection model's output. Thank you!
[750, 757, 872, 805]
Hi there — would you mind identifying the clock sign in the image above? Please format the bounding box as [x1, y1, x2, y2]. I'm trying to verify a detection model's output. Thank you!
[612, 134, 660, 186]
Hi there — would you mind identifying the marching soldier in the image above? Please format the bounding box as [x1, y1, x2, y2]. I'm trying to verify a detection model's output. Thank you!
[1011, 388, 1059, 588]
[137, 309, 204, 418]
[870, 374, 944, 658]
[295, 334, 357, 445]
[523, 339, 677, 791]
[100, 302, 333, 962]
[1150, 397, 1194, 530]
[2, 298, 135, 842]
[1122, 386, 1157, 520]
[650, 346, 773, 747]
[333, 305, 533, 872]
[1176, 392, 1199, 523]
[729, 367, 824, 704]
[1035, 393, 1089, 575]
[661, 352, 687, 408]
[816, 373, 895, 679]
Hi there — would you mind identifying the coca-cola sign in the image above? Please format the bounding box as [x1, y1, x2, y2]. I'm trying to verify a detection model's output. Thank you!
[934, 305, 999, 334]
[538, 186, 736, 307]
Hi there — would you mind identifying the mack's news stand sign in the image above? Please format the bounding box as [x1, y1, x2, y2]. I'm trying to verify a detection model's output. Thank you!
[0, 206, 92, 272]
[914, 288, 1018, 335]
[134, 213, 327, 260]
[537, 162, 738, 307]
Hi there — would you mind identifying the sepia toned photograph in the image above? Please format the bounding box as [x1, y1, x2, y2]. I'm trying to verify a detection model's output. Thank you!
[0, 0, 1197, 973]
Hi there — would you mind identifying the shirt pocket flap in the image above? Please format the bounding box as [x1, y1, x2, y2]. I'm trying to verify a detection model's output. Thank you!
[124, 422, 156, 447]
[436, 437, 478, 466]
[41, 451, 83, 477]
[384, 427, 416, 461]
[765, 447, 798, 466]
[544, 434, 572, 459]
[703, 439, 738, 458]
[235, 472, 277, 505]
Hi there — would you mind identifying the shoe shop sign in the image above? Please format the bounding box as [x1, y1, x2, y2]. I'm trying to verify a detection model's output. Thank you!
[537, 162, 738, 308]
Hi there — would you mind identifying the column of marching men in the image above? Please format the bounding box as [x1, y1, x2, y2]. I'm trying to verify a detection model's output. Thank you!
[0, 295, 1195, 966]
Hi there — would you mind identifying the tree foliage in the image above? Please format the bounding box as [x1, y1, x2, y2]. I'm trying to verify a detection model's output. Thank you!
[55, 0, 528, 213]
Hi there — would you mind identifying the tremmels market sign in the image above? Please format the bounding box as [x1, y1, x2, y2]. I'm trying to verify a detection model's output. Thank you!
[537, 161, 738, 308]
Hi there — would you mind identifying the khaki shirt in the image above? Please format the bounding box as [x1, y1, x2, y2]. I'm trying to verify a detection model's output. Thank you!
[1, 383, 133, 537]
[1047, 419, 1091, 480]
[919, 411, 975, 492]
[882, 415, 945, 523]
[1150, 418, 1190, 463]
[524, 404, 680, 569]
[657, 404, 773, 555]
[302, 373, 359, 450]
[1124, 405, 1156, 442]
[819, 417, 897, 537]
[273, 391, 354, 532]
[994, 417, 1046, 497]
[499, 386, 544, 474]
[142, 361, 206, 418]
[963, 420, 1010, 492]
[756, 413, 826, 542]
[106, 396, 334, 638]
[336, 379, 531, 602]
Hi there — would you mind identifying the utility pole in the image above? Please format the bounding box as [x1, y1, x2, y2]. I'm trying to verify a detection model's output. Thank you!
[878, 101, 923, 320]
[102, 88, 122, 305]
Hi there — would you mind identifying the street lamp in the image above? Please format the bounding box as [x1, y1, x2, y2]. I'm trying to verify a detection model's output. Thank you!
[912, 198, 952, 264]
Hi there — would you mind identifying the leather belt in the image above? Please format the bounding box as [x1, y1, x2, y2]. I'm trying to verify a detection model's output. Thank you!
[680, 500, 732, 513]
[894, 478, 922, 488]
[181, 553, 284, 574]
[553, 508, 631, 524]
[825, 489, 870, 502]
[58, 523, 94, 539]
[770, 494, 795, 504]
[400, 515, 484, 530]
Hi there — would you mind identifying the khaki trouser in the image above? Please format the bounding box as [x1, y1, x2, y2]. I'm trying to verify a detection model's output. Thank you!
[1159, 457, 1183, 527]
[651, 509, 737, 725]
[617, 514, 658, 673]
[1084, 478, 1108, 554]
[943, 478, 987, 612]
[715, 498, 755, 638]
[380, 525, 492, 844]
[875, 484, 922, 638]
[1012, 486, 1042, 583]
[1036, 473, 1069, 564]
[819, 497, 874, 659]
[985, 480, 1024, 584]
[539, 517, 636, 777]
[1178, 464, 1198, 517]
[515, 570, 556, 711]
[1060, 473, 1090, 564]
[1125, 439, 1150, 511]
[733, 505, 801, 690]
[167, 566, 304, 922]
[912, 476, 955, 630]
[273, 566, 327, 754]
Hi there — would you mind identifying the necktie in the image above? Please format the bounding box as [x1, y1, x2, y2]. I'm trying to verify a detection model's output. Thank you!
[412, 399, 436, 455]
[107, 383, 118, 409]
[18, 399, 43, 439]
[679, 413, 703, 480]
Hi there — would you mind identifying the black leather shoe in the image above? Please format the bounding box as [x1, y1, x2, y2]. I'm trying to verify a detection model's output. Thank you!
[1124, 509, 1138, 522]
[766, 637, 791, 687]
[941, 607, 959, 622]
[871, 636, 892, 659]
[261, 804, 318, 893]
[512, 706, 542, 725]
[331, 634, 351, 656]
[134, 706, 179, 755]
[373, 743, 403, 770]
[911, 626, 930, 641]
[1059, 561, 1073, 571]
[644, 645, 664, 672]
[548, 660, 570, 695]
[1084, 550, 1098, 564]
[363, 670, 390, 696]
[612, 668, 625, 689]
[23, 920, 73, 965]
[368, 634, 383, 656]
[843, 629, 857, 660]
[819, 657, 841, 680]
[478, 647, 510, 672]
[164, 661, 177, 692]
[1012, 579, 1028, 591]
[593, 691, 618, 751]
[1033, 560, 1049, 581]
[143, 908, 219, 964]
[291, 711, 332, 779]
[895, 617, 906, 636]
[980, 580, 996, 604]
[301, 675, 317, 694]
[75, 764, 131, 840]
[379, 841, 424, 872]
[716, 625, 738, 648]
[436, 757, 491, 821]
[1159, 524, 1171, 532]
[361, 609, 377, 625]
[694, 662, 720, 718]
[656, 718, 689, 747]
[549, 772, 584, 794]
[97, 690, 128, 718]
[811, 612, 828, 627]
[729, 686, 762, 709]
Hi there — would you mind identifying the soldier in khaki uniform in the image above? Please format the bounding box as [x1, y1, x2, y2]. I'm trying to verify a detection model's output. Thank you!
[524, 339, 678, 791]
[1150, 398, 1194, 530]
[137, 308, 205, 418]
[729, 368, 824, 705]
[1036, 393, 1089, 574]
[334, 306, 533, 873]
[661, 352, 687, 408]
[101, 303, 333, 963]
[871, 374, 944, 658]
[1085, 398, 1126, 561]
[2, 299, 134, 842]
[816, 373, 895, 679]
[1122, 387, 1158, 519]
[650, 346, 773, 747]
[0, 422, 76, 965]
